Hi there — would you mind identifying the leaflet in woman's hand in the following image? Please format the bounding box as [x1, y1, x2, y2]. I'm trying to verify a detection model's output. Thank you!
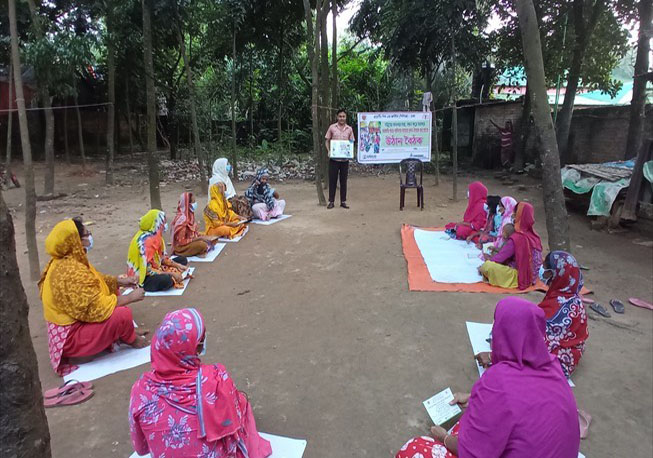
[423, 388, 462, 425]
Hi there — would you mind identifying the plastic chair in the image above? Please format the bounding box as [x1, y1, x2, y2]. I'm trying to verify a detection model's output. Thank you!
[399, 159, 424, 211]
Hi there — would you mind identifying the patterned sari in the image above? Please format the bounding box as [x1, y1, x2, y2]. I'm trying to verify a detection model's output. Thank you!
[129, 308, 272, 458]
[539, 251, 588, 377]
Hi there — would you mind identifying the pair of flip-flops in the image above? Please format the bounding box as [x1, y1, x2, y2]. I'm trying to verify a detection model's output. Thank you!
[590, 299, 626, 317]
[43, 380, 94, 408]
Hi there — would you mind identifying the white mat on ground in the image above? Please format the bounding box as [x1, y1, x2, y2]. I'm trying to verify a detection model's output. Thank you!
[123, 267, 195, 297]
[413, 229, 484, 283]
[64, 345, 150, 383]
[465, 321, 574, 387]
[219, 225, 249, 242]
[187, 244, 225, 262]
[129, 432, 307, 458]
[252, 214, 292, 225]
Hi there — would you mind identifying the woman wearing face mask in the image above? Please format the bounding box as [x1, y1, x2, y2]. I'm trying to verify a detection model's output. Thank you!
[129, 308, 272, 458]
[445, 181, 488, 240]
[208, 158, 253, 219]
[172, 192, 214, 257]
[40, 218, 148, 376]
[127, 210, 189, 292]
[245, 168, 286, 221]
[538, 251, 588, 377]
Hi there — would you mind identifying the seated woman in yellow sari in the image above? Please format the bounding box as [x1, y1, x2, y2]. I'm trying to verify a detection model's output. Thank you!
[204, 183, 248, 239]
[40, 218, 148, 376]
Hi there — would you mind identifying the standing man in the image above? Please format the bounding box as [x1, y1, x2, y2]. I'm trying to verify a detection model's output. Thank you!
[325, 109, 355, 209]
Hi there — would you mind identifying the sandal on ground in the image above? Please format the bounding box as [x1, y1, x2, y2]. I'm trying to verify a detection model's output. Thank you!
[327, 202, 334, 209]
[340, 202, 350, 209]
[44, 388, 94, 408]
[44, 380, 93, 399]
[589, 303, 611, 318]
[628, 297, 653, 311]
[609, 299, 625, 314]
[578, 409, 592, 439]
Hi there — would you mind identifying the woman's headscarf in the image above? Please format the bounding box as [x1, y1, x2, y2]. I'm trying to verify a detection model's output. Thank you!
[457, 297, 579, 457]
[172, 192, 197, 251]
[127, 210, 166, 286]
[245, 168, 275, 210]
[209, 158, 236, 201]
[143, 308, 242, 442]
[494, 196, 517, 247]
[539, 251, 584, 318]
[461, 181, 488, 231]
[39, 220, 116, 326]
[514, 202, 543, 252]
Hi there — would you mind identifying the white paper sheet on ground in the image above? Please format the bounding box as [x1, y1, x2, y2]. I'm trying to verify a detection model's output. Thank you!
[252, 214, 292, 225]
[64, 345, 150, 383]
[187, 243, 226, 262]
[578, 453, 585, 458]
[122, 267, 195, 297]
[413, 229, 484, 283]
[128, 432, 307, 458]
[219, 225, 249, 242]
[465, 321, 575, 386]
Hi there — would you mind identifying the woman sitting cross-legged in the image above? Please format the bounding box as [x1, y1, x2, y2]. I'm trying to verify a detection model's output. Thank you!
[396, 297, 580, 458]
[479, 201, 542, 290]
[208, 157, 253, 219]
[128, 209, 189, 292]
[245, 168, 286, 221]
[445, 181, 488, 240]
[129, 308, 272, 458]
[171, 192, 214, 257]
[40, 218, 147, 376]
[204, 183, 249, 239]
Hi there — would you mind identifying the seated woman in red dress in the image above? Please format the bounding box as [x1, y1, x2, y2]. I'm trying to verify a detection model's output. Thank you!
[445, 181, 488, 240]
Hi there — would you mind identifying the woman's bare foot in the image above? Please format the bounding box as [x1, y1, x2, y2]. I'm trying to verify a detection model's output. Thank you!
[136, 328, 150, 337]
[130, 335, 149, 349]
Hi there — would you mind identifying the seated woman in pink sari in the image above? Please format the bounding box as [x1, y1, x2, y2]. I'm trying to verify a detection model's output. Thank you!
[130, 308, 272, 458]
[172, 192, 214, 257]
[396, 298, 580, 458]
[445, 181, 488, 240]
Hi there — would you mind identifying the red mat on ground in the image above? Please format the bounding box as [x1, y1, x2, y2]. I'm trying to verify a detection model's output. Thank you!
[401, 224, 592, 295]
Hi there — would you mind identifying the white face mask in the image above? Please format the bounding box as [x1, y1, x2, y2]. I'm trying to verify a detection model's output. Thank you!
[483, 203, 489, 212]
[199, 338, 207, 356]
[163, 222, 169, 232]
[467, 191, 470, 199]
[190, 202, 198, 212]
[85, 234, 94, 252]
[497, 205, 503, 214]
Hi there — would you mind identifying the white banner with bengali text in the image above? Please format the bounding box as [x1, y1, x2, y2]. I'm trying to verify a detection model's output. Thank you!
[357, 112, 432, 164]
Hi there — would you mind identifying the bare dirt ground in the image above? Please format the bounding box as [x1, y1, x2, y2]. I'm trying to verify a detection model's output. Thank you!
[5, 159, 652, 458]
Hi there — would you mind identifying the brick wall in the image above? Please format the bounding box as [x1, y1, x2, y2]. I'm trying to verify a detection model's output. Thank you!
[471, 101, 523, 168]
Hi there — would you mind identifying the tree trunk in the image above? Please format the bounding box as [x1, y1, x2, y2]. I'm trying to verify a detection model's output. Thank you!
[5, 63, 13, 175]
[555, 0, 605, 163]
[516, 0, 571, 251]
[26, 0, 55, 195]
[142, 0, 162, 209]
[624, 0, 652, 160]
[319, 0, 330, 186]
[331, 0, 338, 112]
[63, 103, 70, 164]
[0, 192, 51, 458]
[622, 140, 652, 221]
[176, 20, 207, 193]
[9, 0, 41, 280]
[515, 86, 531, 170]
[276, 28, 285, 146]
[231, 18, 238, 181]
[74, 95, 87, 169]
[249, 47, 254, 144]
[42, 94, 55, 195]
[451, 38, 458, 201]
[125, 77, 135, 155]
[105, 17, 116, 186]
[303, 0, 327, 205]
